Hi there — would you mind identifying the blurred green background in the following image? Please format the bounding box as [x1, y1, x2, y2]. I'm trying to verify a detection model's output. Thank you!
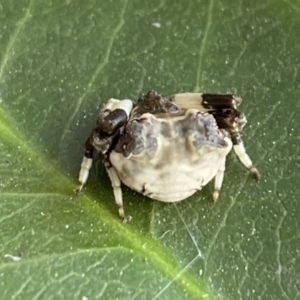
[1, 0, 299, 299]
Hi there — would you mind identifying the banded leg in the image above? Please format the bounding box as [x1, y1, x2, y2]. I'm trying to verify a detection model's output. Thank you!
[231, 133, 260, 179]
[98, 98, 133, 134]
[171, 93, 260, 178]
[213, 158, 226, 201]
[77, 98, 134, 221]
[76, 138, 94, 194]
[202, 94, 260, 179]
[171, 93, 242, 111]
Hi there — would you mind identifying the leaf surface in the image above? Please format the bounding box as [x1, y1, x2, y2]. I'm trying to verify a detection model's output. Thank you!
[1, 1, 300, 299]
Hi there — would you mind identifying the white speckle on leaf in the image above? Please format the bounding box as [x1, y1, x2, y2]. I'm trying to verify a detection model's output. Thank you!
[152, 22, 161, 28]
[65, 224, 69, 229]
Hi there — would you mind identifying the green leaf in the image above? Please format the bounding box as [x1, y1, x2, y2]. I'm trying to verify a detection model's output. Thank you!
[1, 0, 299, 299]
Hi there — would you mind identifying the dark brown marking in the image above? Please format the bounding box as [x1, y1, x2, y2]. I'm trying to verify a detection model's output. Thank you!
[97, 108, 128, 135]
[202, 94, 242, 109]
[133, 90, 179, 118]
[84, 137, 94, 158]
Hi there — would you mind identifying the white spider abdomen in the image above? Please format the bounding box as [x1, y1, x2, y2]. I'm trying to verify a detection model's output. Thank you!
[109, 109, 232, 202]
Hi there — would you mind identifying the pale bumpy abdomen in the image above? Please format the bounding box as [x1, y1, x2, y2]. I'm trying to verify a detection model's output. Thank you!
[110, 109, 232, 202]
[109, 149, 228, 202]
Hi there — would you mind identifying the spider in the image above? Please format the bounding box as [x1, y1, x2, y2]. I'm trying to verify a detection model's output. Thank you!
[77, 91, 259, 222]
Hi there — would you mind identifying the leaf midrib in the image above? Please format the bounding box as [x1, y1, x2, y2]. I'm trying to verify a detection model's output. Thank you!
[0, 107, 215, 299]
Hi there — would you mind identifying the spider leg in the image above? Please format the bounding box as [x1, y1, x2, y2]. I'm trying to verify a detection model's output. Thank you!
[208, 95, 260, 179]
[172, 93, 260, 178]
[213, 157, 226, 201]
[104, 161, 131, 222]
[170, 93, 242, 111]
[231, 132, 260, 179]
[76, 138, 94, 194]
[77, 98, 133, 221]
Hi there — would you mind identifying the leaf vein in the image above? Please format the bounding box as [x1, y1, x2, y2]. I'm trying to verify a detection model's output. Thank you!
[0, 0, 36, 81]
[59, 0, 129, 146]
[194, 0, 214, 92]
[151, 255, 201, 300]
[282, 0, 300, 15]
